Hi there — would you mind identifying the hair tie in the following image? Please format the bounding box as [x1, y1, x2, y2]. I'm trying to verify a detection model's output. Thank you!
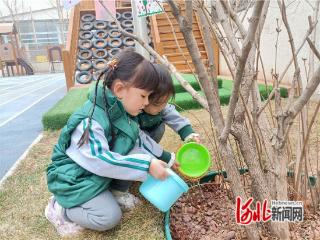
[107, 59, 118, 71]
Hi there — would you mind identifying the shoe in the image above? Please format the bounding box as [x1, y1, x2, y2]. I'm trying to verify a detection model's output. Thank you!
[45, 196, 84, 237]
[111, 190, 141, 212]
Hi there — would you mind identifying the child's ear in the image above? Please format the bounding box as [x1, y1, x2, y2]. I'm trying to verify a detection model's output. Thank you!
[112, 80, 126, 100]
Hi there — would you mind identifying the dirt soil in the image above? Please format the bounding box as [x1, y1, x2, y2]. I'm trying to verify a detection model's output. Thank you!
[170, 182, 243, 240]
[170, 180, 320, 240]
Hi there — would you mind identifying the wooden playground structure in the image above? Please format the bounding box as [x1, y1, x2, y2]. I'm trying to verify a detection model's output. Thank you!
[0, 23, 34, 77]
[63, 0, 219, 90]
[149, 2, 219, 73]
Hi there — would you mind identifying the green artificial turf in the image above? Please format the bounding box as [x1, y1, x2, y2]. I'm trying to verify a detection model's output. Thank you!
[221, 79, 288, 98]
[172, 73, 223, 93]
[42, 76, 289, 130]
[42, 87, 89, 130]
[171, 88, 231, 111]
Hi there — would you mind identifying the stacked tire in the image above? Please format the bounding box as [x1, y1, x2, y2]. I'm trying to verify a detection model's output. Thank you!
[76, 11, 135, 84]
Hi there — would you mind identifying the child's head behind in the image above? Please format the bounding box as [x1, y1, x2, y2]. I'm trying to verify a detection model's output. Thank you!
[99, 49, 160, 116]
[144, 64, 175, 115]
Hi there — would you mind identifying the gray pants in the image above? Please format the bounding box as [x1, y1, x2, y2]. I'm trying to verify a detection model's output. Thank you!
[64, 124, 166, 231]
[64, 180, 131, 231]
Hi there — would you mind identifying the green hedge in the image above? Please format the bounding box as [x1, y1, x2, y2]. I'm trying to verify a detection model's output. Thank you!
[172, 73, 223, 93]
[89, 73, 223, 96]
[221, 78, 288, 98]
[42, 88, 89, 130]
[171, 88, 232, 111]
[42, 77, 289, 130]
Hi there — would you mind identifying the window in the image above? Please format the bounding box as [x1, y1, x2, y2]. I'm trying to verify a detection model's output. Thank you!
[34, 21, 56, 32]
[18, 21, 34, 33]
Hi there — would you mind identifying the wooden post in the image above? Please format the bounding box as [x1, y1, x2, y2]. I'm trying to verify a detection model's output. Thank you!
[62, 50, 73, 90]
[13, 32, 22, 75]
[63, 3, 77, 90]
[9, 33, 20, 75]
[150, 15, 163, 55]
[0, 57, 4, 77]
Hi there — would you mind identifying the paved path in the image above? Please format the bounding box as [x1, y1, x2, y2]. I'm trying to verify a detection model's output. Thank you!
[0, 73, 66, 181]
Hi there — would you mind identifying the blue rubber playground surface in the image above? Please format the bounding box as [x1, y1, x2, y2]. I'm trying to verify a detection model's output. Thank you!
[0, 73, 66, 181]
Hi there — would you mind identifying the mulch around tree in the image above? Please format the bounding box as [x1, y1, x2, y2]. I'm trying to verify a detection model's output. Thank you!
[169, 181, 320, 240]
[170, 182, 244, 240]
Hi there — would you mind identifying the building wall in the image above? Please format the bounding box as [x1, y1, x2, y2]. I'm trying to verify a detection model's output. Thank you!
[217, 1, 320, 94]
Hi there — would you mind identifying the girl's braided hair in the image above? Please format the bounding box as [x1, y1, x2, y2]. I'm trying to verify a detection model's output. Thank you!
[78, 49, 160, 148]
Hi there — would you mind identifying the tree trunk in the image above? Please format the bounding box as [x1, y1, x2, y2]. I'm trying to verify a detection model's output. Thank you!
[273, 146, 290, 240]
[219, 141, 261, 239]
[233, 123, 271, 201]
[166, 1, 261, 238]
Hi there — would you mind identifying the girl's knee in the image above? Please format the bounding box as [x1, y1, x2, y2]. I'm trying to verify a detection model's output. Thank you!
[91, 207, 122, 231]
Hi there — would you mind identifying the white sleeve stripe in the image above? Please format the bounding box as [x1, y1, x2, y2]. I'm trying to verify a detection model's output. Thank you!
[85, 119, 151, 170]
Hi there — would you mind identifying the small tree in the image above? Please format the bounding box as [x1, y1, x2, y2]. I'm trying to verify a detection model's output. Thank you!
[164, 0, 320, 239]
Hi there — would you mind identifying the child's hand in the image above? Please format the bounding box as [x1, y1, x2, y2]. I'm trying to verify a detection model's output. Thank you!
[184, 133, 201, 143]
[149, 159, 169, 180]
[167, 152, 180, 170]
[172, 161, 180, 171]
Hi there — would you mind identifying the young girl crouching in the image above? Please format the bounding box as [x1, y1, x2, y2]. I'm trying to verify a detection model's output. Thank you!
[45, 49, 169, 237]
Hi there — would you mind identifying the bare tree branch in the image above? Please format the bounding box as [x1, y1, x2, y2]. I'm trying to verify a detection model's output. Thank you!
[279, 15, 316, 82]
[220, 0, 265, 143]
[214, 0, 241, 57]
[185, 0, 192, 25]
[201, 5, 236, 77]
[294, 99, 320, 189]
[308, 0, 319, 77]
[304, 0, 315, 10]
[221, 0, 247, 38]
[278, 0, 300, 71]
[163, 4, 197, 76]
[257, 18, 317, 116]
[240, 0, 254, 22]
[307, 36, 320, 61]
[288, 66, 320, 118]
[197, 3, 219, 97]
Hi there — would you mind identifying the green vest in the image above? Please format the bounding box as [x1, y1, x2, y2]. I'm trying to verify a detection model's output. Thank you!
[47, 86, 139, 208]
[138, 112, 163, 132]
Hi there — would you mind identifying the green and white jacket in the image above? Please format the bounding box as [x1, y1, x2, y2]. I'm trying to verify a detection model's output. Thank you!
[47, 86, 169, 208]
[138, 104, 195, 141]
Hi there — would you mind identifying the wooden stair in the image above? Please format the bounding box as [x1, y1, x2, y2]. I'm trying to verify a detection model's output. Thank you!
[149, 2, 219, 73]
